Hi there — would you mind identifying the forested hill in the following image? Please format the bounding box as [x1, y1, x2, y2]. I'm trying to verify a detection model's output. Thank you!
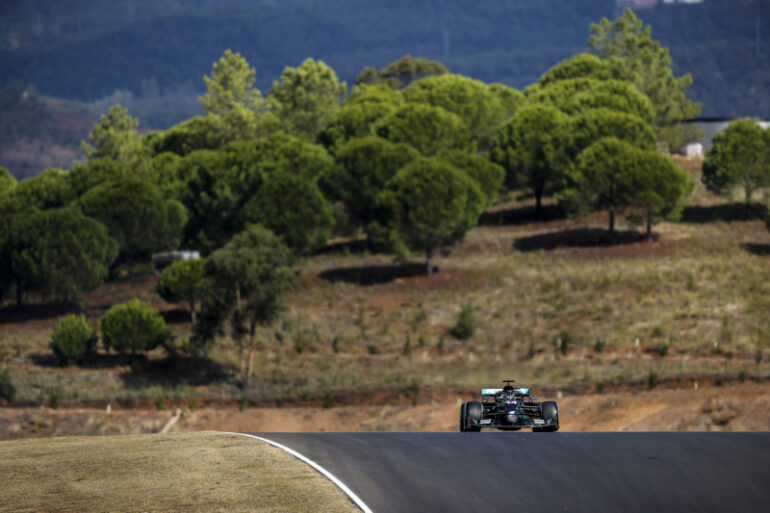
[1, 0, 769, 127]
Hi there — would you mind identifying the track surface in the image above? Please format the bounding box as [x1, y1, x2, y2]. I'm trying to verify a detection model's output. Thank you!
[250, 432, 770, 513]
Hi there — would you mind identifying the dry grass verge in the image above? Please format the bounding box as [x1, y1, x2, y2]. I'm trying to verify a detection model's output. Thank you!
[0, 431, 360, 513]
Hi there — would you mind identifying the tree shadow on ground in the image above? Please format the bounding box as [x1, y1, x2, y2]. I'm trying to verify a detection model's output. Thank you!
[514, 228, 652, 252]
[161, 308, 192, 325]
[319, 262, 435, 286]
[741, 243, 770, 256]
[119, 355, 231, 388]
[30, 352, 145, 369]
[0, 302, 79, 324]
[479, 204, 566, 226]
[680, 203, 767, 223]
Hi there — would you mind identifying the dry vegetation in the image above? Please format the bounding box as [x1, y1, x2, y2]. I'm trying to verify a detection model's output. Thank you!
[0, 431, 360, 513]
[1, 156, 769, 433]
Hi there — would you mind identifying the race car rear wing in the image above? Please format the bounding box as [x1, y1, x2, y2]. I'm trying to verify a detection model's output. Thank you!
[481, 388, 531, 399]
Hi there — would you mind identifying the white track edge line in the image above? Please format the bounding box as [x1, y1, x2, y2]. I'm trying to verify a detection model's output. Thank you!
[224, 432, 374, 513]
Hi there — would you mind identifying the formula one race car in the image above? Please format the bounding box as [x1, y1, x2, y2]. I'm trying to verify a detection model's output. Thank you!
[460, 380, 559, 432]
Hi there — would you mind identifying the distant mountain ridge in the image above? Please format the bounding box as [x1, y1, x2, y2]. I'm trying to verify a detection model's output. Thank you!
[1, 0, 768, 126]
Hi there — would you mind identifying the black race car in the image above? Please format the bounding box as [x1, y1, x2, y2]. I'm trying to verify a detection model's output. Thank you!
[460, 380, 559, 432]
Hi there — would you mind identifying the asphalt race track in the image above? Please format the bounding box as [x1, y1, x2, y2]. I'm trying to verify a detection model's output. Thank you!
[247, 432, 770, 513]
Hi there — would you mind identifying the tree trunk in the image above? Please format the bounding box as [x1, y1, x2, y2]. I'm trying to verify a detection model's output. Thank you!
[535, 188, 543, 220]
[189, 300, 196, 324]
[608, 210, 615, 233]
[646, 217, 653, 241]
[426, 247, 434, 277]
[15, 276, 23, 307]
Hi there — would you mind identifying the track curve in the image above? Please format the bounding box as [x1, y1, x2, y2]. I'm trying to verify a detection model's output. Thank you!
[248, 432, 770, 513]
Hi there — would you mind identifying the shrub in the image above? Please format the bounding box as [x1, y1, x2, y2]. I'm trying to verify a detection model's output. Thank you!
[155, 258, 204, 322]
[49, 314, 98, 366]
[322, 391, 335, 409]
[46, 385, 63, 409]
[101, 299, 169, 355]
[154, 395, 166, 410]
[0, 369, 16, 405]
[654, 342, 669, 357]
[648, 371, 659, 389]
[450, 303, 476, 341]
[593, 338, 606, 353]
[239, 395, 249, 411]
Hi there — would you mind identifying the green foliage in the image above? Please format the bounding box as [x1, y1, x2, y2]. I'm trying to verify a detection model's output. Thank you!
[625, 148, 694, 238]
[568, 108, 656, 156]
[561, 137, 692, 235]
[178, 149, 240, 254]
[199, 49, 262, 116]
[79, 178, 187, 266]
[67, 158, 131, 198]
[589, 8, 702, 150]
[317, 86, 401, 151]
[567, 80, 654, 124]
[49, 314, 98, 366]
[702, 119, 770, 204]
[372, 158, 484, 275]
[81, 104, 147, 168]
[355, 54, 448, 89]
[489, 103, 571, 215]
[488, 83, 528, 122]
[450, 303, 477, 341]
[375, 103, 470, 156]
[0, 369, 16, 405]
[324, 136, 419, 232]
[14, 168, 74, 209]
[537, 53, 625, 87]
[155, 395, 166, 410]
[8, 207, 118, 304]
[437, 149, 504, 206]
[193, 225, 295, 355]
[403, 74, 515, 150]
[155, 258, 204, 322]
[245, 169, 334, 255]
[322, 391, 335, 409]
[46, 385, 63, 409]
[0, 167, 17, 195]
[268, 58, 347, 139]
[101, 299, 170, 355]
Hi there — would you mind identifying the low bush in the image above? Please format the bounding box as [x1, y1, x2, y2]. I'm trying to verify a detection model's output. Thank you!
[101, 299, 169, 355]
[450, 303, 476, 341]
[49, 315, 98, 366]
[0, 369, 16, 405]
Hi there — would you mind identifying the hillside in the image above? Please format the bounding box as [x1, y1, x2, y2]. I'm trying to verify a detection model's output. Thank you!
[1, 156, 769, 438]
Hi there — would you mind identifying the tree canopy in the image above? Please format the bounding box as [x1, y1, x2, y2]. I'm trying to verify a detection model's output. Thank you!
[199, 49, 262, 117]
[7, 207, 118, 304]
[372, 158, 485, 276]
[588, 8, 702, 150]
[702, 119, 770, 206]
[375, 103, 470, 156]
[268, 58, 347, 140]
[324, 136, 419, 234]
[489, 103, 571, 217]
[155, 258, 204, 322]
[194, 225, 294, 372]
[80, 104, 146, 168]
[79, 178, 187, 268]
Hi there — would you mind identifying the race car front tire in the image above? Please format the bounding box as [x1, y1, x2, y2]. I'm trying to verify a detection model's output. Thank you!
[459, 402, 467, 432]
[538, 401, 559, 432]
[465, 401, 483, 432]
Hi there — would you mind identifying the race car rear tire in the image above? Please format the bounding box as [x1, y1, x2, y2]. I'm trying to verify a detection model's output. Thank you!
[539, 401, 559, 432]
[465, 401, 483, 432]
[459, 402, 467, 432]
